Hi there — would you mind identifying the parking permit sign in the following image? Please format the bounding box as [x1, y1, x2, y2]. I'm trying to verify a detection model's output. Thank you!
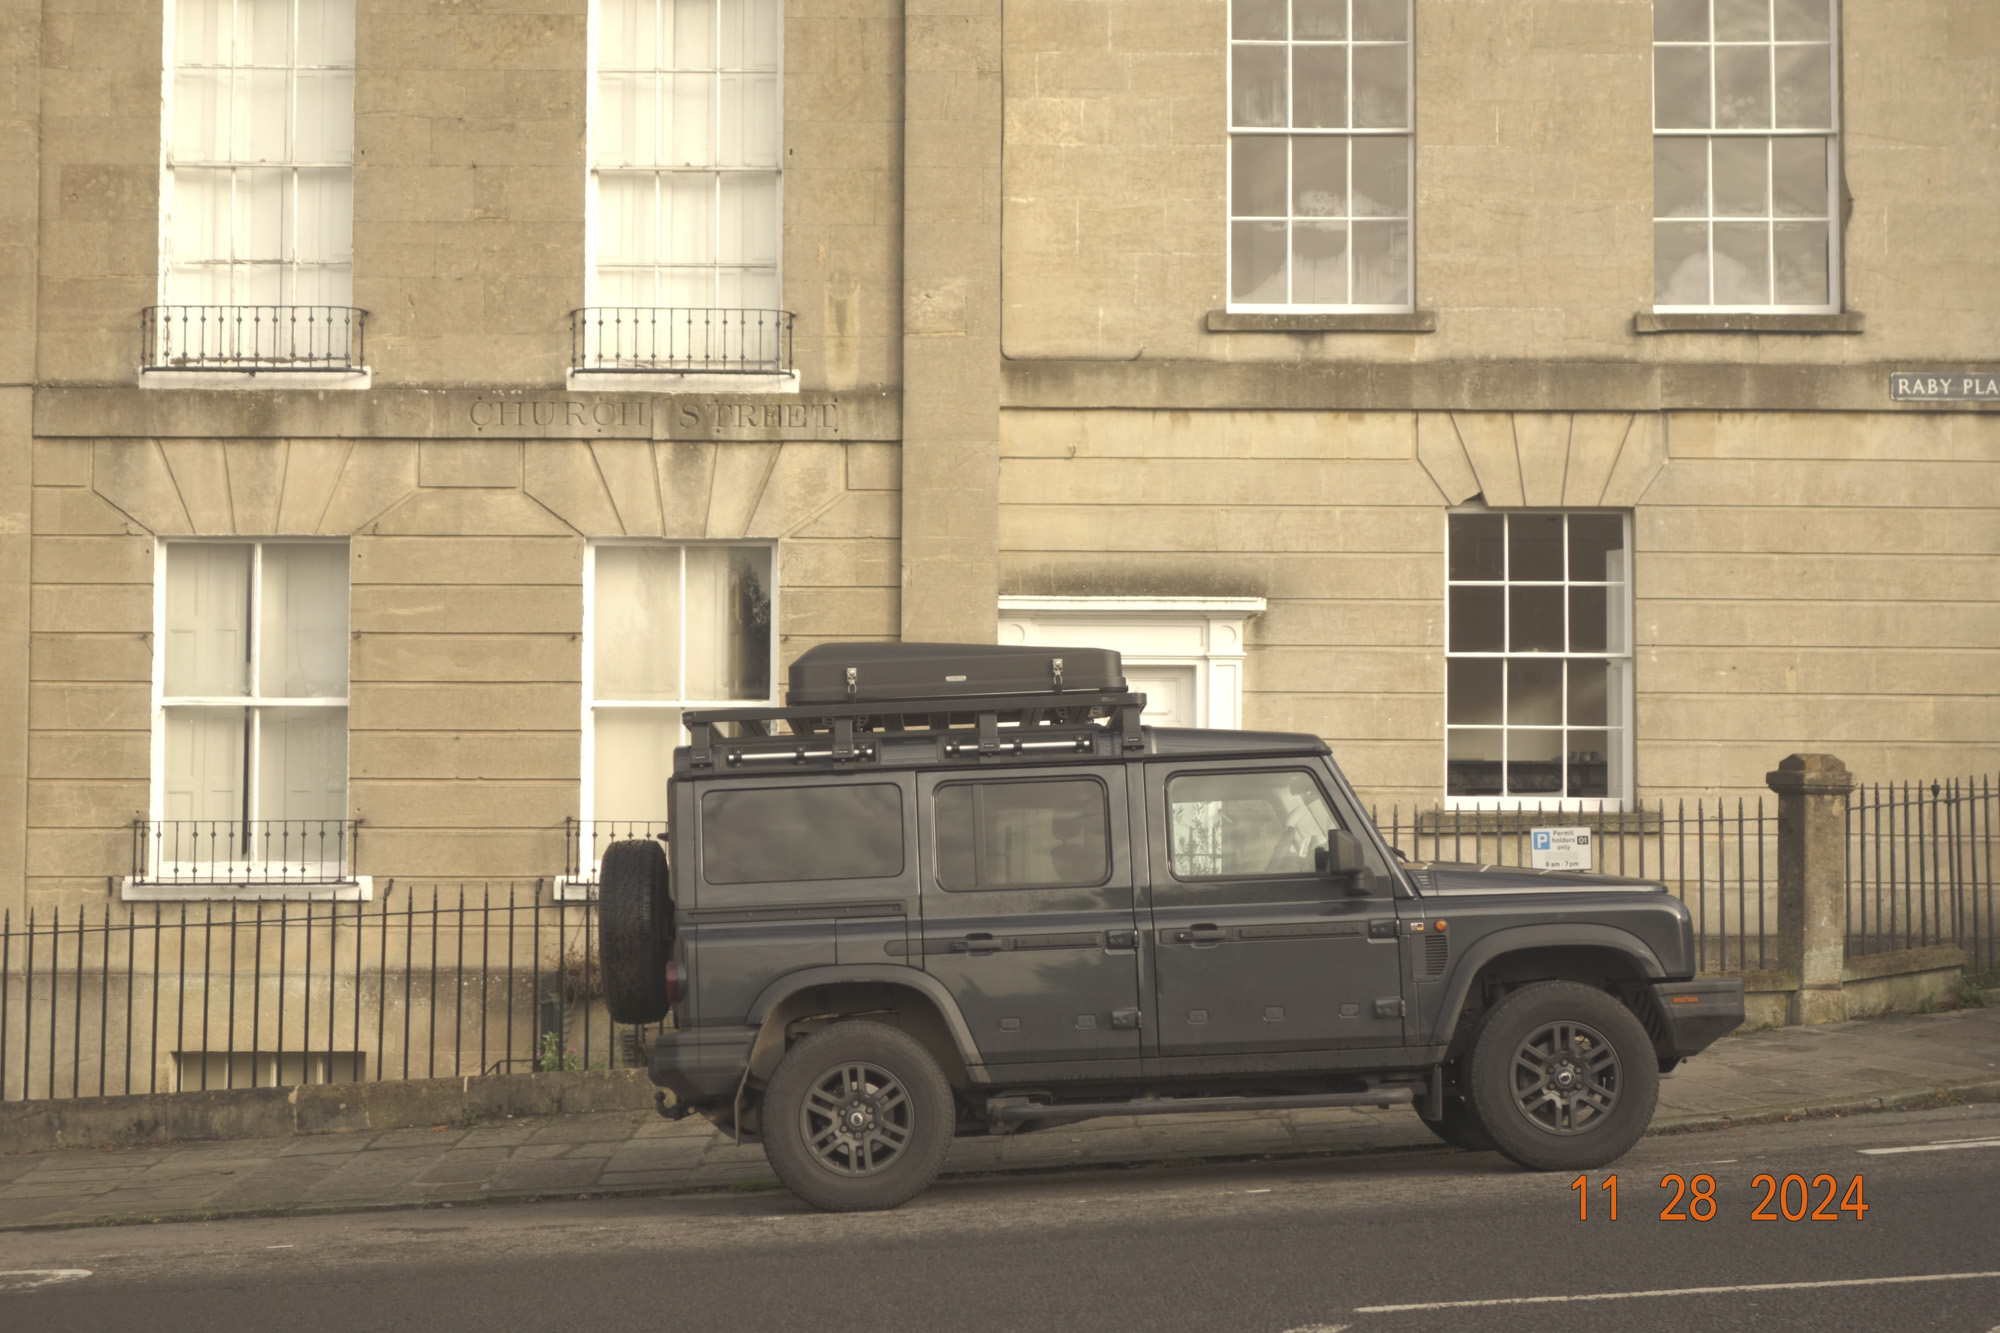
[1530, 827, 1592, 871]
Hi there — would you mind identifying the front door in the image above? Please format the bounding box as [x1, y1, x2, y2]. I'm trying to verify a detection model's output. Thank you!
[1147, 762, 1405, 1056]
[918, 766, 1143, 1067]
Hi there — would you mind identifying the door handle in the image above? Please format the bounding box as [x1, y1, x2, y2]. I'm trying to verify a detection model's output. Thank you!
[957, 933, 1002, 955]
[1173, 924, 1227, 945]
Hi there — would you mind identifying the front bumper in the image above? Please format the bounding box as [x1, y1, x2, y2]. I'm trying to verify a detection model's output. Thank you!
[648, 1026, 756, 1108]
[1647, 977, 1747, 1057]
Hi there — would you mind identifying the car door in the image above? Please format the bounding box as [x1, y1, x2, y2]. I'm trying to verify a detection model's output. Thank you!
[917, 766, 1143, 1068]
[1146, 761, 1405, 1056]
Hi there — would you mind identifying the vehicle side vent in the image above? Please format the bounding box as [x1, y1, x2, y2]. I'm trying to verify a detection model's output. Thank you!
[1405, 869, 1435, 894]
[1423, 932, 1449, 978]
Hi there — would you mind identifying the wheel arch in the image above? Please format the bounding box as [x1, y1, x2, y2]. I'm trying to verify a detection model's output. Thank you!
[744, 966, 984, 1089]
[1432, 925, 1666, 1053]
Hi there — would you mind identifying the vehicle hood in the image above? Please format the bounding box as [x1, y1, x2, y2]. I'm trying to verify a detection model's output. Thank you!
[1405, 861, 1667, 894]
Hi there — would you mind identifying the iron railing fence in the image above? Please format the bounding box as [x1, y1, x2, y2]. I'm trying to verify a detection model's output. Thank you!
[0, 883, 663, 1103]
[141, 305, 366, 371]
[1848, 776, 1995, 973]
[1371, 801, 1775, 976]
[562, 819, 670, 891]
[569, 306, 793, 374]
[132, 819, 361, 887]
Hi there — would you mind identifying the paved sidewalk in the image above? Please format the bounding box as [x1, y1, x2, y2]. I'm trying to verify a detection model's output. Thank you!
[2, 1007, 1995, 1229]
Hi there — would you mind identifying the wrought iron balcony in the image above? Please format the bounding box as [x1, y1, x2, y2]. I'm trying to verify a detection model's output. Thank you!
[570, 307, 793, 375]
[132, 819, 361, 887]
[141, 305, 367, 372]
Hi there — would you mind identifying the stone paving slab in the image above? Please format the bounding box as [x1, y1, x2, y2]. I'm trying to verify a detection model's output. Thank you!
[0, 1007, 1994, 1229]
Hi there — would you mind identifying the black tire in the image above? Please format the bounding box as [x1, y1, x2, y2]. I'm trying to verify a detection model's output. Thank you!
[1417, 1096, 1496, 1153]
[598, 838, 671, 1024]
[761, 1021, 955, 1212]
[1465, 981, 1659, 1172]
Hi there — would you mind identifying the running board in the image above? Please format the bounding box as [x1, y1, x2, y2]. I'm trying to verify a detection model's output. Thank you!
[985, 1087, 1415, 1123]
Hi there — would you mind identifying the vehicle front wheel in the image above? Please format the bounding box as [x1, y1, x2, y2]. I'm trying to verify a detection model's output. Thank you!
[761, 1021, 955, 1212]
[1465, 981, 1659, 1172]
[1417, 1096, 1496, 1153]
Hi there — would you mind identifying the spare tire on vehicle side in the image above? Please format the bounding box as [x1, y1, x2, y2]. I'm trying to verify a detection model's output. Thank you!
[598, 838, 673, 1024]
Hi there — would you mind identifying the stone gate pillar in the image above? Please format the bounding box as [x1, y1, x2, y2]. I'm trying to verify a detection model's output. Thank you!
[1767, 753, 1855, 1025]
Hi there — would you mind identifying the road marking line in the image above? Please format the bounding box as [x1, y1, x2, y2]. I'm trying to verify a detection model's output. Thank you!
[1280, 1325, 1348, 1332]
[1353, 1271, 2000, 1313]
[1858, 1138, 2000, 1156]
[0, 1270, 92, 1293]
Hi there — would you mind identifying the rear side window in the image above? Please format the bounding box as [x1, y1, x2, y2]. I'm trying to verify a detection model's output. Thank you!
[701, 783, 905, 884]
[935, 779, 1110, 891]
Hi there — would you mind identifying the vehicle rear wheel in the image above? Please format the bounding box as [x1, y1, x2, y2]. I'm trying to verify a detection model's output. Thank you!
[762, 1021, 955, 1212]
[1417, 1096, 1496, 1153]
[597, 838, 671, 1024]
[1465, 981, 1659, 1172]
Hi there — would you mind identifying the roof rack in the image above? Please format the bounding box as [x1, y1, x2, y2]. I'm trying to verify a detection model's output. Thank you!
[682, 690, 1147, 771]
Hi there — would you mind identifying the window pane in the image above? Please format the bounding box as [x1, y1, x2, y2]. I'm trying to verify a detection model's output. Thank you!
[298, 0, 355, 66]
[1350, 43, 1408, 129]
[1655, 0, 1708, 42]
[1713, 220, 1771, 303]
[1509, 586, 1564, 652]
[1774, 221, 1830, 305]
[1352, 0, 1407, 41]
[719, 72, 778, 166]
[1568, 513, 1625, 581]
[1509, 512, 1564, 581]
[169, 167, 232, 266]
[163, 706, 246, 823]
[1569, 586, 1610, 653]
[1232, 0, 1285, 41]
[1449, 585, 1504, 653]
[1568, 660, 1609, 728]
[665, 71, 716, 164]
[1654, 138, 1707, 217]
[1351, 136, 1407, 216]
[719, 171, 777, 265]
[662, 170, 715, 263]
[593, 707, 680, 824]
[1506, 728, 1562, 795]
[702, 783, 905, 884]
[173, 69, 231, 161]
[242, 69, 289, 162]
[257, 706, 347, 824]
[683, 544, 772, 701]
[259, 543, 348, 697]
[1232, 45, 1287, 128]
[597, 0, 656, 71]
[721, 0, 779, 68]
[1508, 658, 1562, 726]
[1289, 136, 1344, 217]
[245, 0, 291, 65]
[1449, 512, 1505, 580]
[1447, 729, 1503, 796]
[1567, 731, 1612, 798]
[166, 543, 251, 696]
[1712, 136, 1767, 216]
[596, 74, 659, 167]
[1774, 43, 1832, 129]
[595, 545, 682, 700]
[1775, 0, 1831, 41]
[1447, 657, 1503, 726]
[1167, 770, 1336, 879]
[934, 780, 1111, 891]
[1351, 219, 1408, 304]
[1654, 47, 1711, 129]
[1293, 0, 1344, 40]
[236, 166, 287, 262]
[1714, 0, 1769, 40]
[1714, 45, 1771, 128]
[667, 0, 714, 68]
[1233, 134, 1288, 217]
[597, 172, 659, 265]
[1291, 45, 1347, 129]
[1231, 220, 1287, 303]
[296, 70, 355, 162]
[1655, 219, 1710, 303]
[176, 0, 230, 65]
[1292, 221, 1348, 305]
[1771, 137, 1828, 217]
[296, 167, 353, 266]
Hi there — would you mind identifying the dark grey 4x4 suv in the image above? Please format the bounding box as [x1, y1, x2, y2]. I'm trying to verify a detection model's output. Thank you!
[597, 644, 1743, 1211]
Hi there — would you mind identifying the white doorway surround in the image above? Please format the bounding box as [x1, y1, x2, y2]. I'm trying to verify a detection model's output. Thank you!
[996, 597, 1267, 730]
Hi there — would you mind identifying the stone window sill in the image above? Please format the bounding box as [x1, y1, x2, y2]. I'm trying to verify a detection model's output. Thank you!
[120, 875, 375, 902]
[140, 368, 373, 390]
[1206, 309, 1437, 334]
[1634, 312, 1864, 335]
[566, 369, 799, 393]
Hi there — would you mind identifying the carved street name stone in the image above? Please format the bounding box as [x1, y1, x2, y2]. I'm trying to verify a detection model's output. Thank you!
[1890, 372, 2000, 402]
[465, 395, 845, 438]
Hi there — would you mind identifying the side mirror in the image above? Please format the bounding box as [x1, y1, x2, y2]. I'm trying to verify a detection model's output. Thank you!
[1315, 829, 1370, 893]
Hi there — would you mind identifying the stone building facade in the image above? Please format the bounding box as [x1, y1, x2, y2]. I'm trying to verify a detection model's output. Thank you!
[1, 0, 1996, 917]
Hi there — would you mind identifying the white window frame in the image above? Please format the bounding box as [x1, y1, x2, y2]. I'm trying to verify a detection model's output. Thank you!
[997, 596, 1266, 730]
[1225, 0, 1415, 313]
[565, 538, 780, 897]
[1442, 508, 1635, 813]
[129, 537, 364, 900]
[1651, 0, 1842, 313]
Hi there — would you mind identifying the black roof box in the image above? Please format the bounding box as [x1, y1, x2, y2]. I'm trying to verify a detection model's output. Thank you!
[786, 642, 1126, 705]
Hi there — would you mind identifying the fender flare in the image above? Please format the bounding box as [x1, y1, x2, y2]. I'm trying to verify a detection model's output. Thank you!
[1430, 924, 1667, 1046]
[744, 964, 986, 1072]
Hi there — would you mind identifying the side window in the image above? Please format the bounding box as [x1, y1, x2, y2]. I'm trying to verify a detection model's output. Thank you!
[701, 783, 903, 884]
[1168, 770, 1339, 880]
[934, 779, 1110, 891]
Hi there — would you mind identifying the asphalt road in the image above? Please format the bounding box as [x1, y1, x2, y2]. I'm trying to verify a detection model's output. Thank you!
[3, 1103, 1998, 1333]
